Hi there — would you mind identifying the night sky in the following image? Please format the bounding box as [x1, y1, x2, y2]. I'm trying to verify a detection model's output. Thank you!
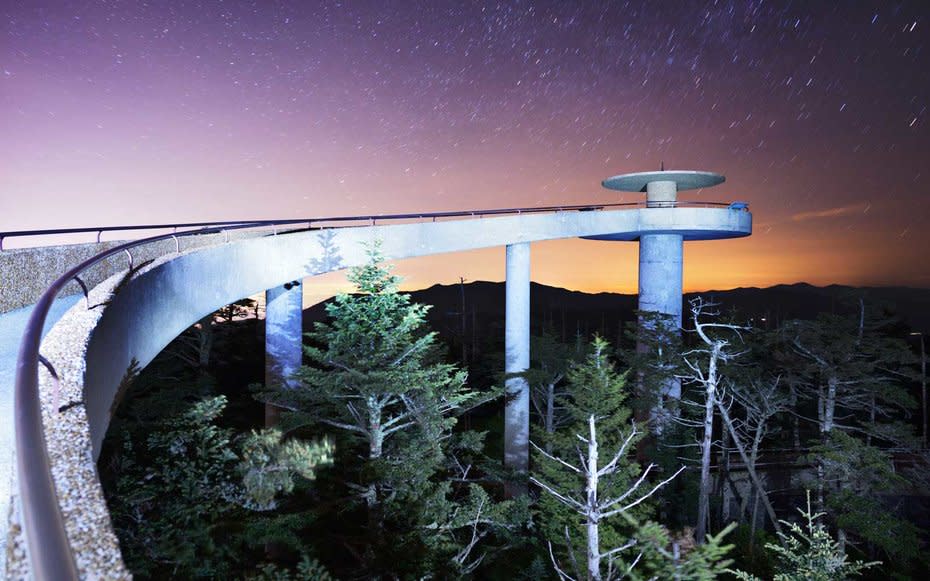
[3, 1, 929, 298]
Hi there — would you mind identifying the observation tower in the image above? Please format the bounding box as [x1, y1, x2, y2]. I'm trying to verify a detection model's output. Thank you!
[587, 169, 748, 400]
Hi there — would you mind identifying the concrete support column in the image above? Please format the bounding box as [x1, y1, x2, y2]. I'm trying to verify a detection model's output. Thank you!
[265, 280, 303, 426]
[504, 243, 531, 480]
[638, 233, 684, 401]
[638, 234, 684, 326]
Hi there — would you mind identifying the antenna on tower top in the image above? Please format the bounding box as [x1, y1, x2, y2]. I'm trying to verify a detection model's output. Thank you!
[660, 161, 665, 171]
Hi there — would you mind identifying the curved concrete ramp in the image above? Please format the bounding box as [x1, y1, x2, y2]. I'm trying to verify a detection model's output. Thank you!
[7, 206, 750, 577]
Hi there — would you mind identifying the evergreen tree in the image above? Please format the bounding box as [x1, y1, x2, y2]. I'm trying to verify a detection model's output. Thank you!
[259, 243, 524, 577]
[106, 396, 332, 578]
[533, 336, 645, 571]
[781, 299, 922, 560]
[527, 329, 584, 450]
[264, 243, 473, 500]
[731, 492, 878, 581]
[533, 336, 734, 580]
[620, 310, 685, 433]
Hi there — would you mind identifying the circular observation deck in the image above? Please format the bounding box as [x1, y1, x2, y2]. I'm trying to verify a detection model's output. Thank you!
[581, 205, 751, 241]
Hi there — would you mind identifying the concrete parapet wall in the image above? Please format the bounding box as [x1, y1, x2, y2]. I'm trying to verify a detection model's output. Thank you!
[5, 269, 132, 579]
[0, 242, 122, 314]
[0, 230, 272, 314]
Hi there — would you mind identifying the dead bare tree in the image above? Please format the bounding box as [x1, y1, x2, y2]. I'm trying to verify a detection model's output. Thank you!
[716, 374, 786, 537]
[528, 331, 579, 451]
[531, 417, 684, 580]
[678, 297, 748, 544]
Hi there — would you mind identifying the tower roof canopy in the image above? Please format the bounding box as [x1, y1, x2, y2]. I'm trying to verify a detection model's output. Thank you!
[602, 170, 725, 192]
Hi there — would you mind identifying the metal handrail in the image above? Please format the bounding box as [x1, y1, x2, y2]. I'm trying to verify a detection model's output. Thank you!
[10, 198, 746, 577]
[13, 220, 279, 578]
[0, 200, 742, 249]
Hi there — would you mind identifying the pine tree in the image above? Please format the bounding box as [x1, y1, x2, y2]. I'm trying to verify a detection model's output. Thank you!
[731, 491, 878, 581]
[527, 329, 584, 450]
[258, 243, 526, 577]
[621, 310, 685, 433]
[533, 336, 646, 573]
[532, 336, 734, 580]
[107, 396, 332, 578]
[264, 243, 473, 506]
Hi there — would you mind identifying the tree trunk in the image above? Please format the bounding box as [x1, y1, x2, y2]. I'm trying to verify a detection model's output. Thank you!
[459, 277, 467, 364]
[789, 383, 800, 450]
[749, 490, 761, 551]
[585, 415, 602, 581]
[367, 402, 384, 512]
[586, 515, 601, 581]
[545, 382, 556, 453]
[716, 399, 783, 535]
[197, 315, 214, 371]
[720, 427, 732, 524]
[695, 346, 718, 544]
[815, 376, 838, 513]
[824, 376, 837, 433]
[921, 334, 927, 448]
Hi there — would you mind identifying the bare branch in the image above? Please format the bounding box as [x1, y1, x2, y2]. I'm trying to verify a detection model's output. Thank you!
[531, 440, 582, 474]
[530, 476, 585, 512]
[602, 466, 686, 518]
[598, 423, 639, 477]
[548, 540, 578, 581]
[319, 418, 368, 435]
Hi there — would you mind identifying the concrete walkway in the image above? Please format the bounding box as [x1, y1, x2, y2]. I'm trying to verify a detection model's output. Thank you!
[0, 294, 81, 573]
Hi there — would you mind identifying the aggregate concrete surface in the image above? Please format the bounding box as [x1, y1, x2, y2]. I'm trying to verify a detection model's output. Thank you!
[0, 294, 81, 575]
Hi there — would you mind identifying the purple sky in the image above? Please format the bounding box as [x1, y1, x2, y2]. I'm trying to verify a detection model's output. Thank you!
[3, 1, 929, 294]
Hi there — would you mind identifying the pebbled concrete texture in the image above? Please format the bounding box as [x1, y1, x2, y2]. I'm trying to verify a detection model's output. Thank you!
[5, 271, 134, 579]
[0, 230, 273, 316]
[0, 242, 122, 314]
[0, 295, 82, 576]
[2, 228, 270, 578]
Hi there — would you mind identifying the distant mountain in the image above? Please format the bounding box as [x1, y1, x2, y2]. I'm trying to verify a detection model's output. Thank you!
[304, 281, 930, 341]
[688, 283, 930, 333]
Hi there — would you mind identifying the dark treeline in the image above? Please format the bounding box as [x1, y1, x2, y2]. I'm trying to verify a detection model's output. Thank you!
[99, 266, 930, 579]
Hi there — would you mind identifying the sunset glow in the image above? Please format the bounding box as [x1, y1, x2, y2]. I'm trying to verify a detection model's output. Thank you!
[2, 1, 928, 291]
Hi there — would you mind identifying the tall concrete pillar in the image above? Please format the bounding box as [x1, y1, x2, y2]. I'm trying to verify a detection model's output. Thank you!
[504, 243, 530, 478]
[265, 280, 303, 426]
[640, 179, 684, 401]
[638, 233, 684, 326]
[638, 233, 683, 401]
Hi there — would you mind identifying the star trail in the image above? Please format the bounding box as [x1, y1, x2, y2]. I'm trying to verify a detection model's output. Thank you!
[2, 1, 928, 294]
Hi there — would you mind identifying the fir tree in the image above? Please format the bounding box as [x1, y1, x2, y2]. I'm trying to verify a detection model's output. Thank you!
[532, 336, 734, 580]
[731, 491, 878, 581]
[527, 329, 585, 450]
[264, 243, 473, 505]
[260, 243, 524, 577]
[106, 396, 332, 578]
[533, 336, 646, 572]
[782, 298, 922, 560]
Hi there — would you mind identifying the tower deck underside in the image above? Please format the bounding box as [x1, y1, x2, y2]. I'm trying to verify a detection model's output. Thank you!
[580, 207, 752, 241]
